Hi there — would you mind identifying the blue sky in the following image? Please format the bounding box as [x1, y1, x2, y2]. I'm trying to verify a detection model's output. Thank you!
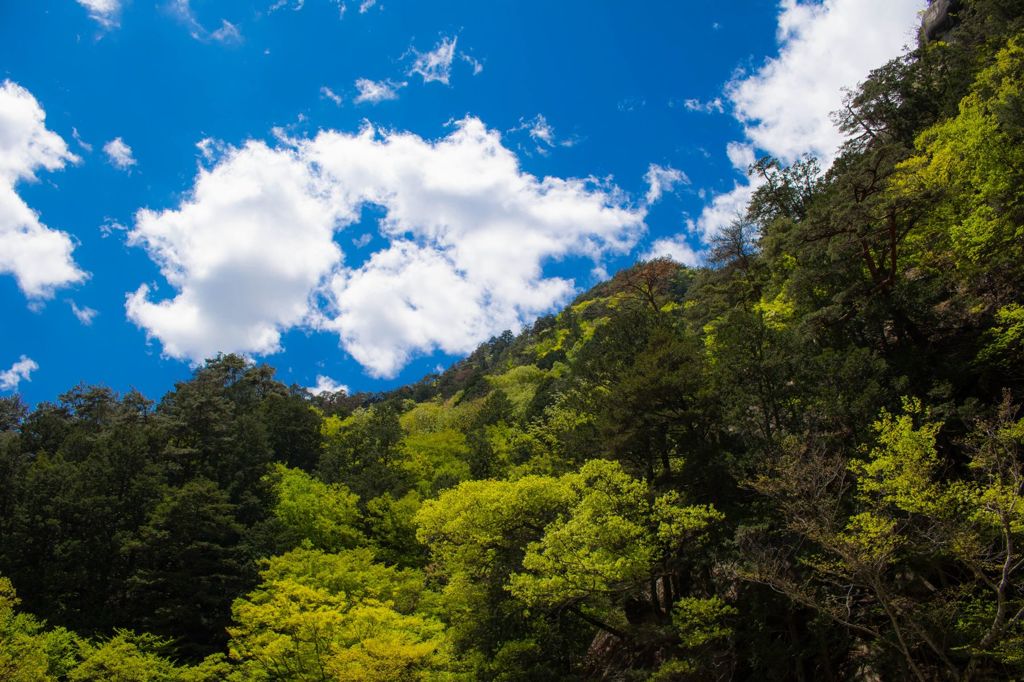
[0, 0, 925, 404]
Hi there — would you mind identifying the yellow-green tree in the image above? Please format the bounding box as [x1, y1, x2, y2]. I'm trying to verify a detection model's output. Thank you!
[227, 547, 458, 681]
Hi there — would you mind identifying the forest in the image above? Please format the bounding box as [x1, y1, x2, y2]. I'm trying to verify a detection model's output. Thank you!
[2, 1, 1024, 679]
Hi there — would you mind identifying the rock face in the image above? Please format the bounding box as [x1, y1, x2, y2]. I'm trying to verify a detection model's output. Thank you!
[922, 0, 963, 42]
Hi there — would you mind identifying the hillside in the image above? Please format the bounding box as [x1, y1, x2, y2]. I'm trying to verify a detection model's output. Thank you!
[3, 1, 1024, 679]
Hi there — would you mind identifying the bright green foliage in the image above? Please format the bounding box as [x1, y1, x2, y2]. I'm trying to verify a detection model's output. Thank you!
[893, 34, 1024, 287]
[0, 577, 78, 681]
[398, 430, 471, 496]
[979, 303, 1024, 371]
[671, 596, 736, 649]
[510, 460, 721, 612]
[485, 365, 552, 417]
[268, 464, 364, 551]
[228, 547, 454, 680]
[418, 459, 724, 673]
[415, 475, 570, 583]
[71, 632, 191, 682]
[415, 472, 574, 659]
[853, 397, 943, 515]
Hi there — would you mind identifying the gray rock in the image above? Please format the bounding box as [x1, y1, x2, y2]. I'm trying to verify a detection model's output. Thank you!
[922, 0, 962, 42]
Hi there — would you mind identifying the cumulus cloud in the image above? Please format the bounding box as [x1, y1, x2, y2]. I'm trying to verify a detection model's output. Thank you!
[409, 36, 459, 85]
[643, 237, 701, 267]
[689, 179, 762, 242]
[0, 356, 38, 392]
[103, 137, 136, 170]
[727, 0, 924, 165]
[77, 0, 121, 28]
[358, 0, 376, 13]
[126, 117, 645, 377]
[308, 375, 349, 395]
[353, 78, 404, 104]
[687, 0, 924, 245]
[644, 164, 689, 205]
[0, 81, 87, 299]
[725, 142, 756, 172]
[126, 139, 348, 362]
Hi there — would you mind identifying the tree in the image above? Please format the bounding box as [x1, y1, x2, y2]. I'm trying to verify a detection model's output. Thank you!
[227, 547, 455, 681]
[743, 395, 1024, 680]
[0, 577, 79, 682]
[267, 464, 364, 552]
[123, 480, 249, 659]
[417, 460, 725, 675]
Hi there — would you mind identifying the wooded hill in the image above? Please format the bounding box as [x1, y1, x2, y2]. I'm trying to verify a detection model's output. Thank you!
[2, 1, 1024, 679]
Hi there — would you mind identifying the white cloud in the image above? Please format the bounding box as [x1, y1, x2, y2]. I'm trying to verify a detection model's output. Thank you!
[210, 19, 243, 44]
[617, 97, 646, 112]
[0, 356, 38, 392]
[644, 164, 689, 205]
[0, 81, 87, 299]
[727, 0, 925, 166]
[320, 86, 342, 106]
[510, 114, 560, 155]
[509, 115, 580, 155]
[68, 300, 98, 325]
[308, 374, 349, 395]
[170, 0, 204, 38]
[196, 137, 228, 164]
[525, 115, 555, 147]
[358, 0, 376, 13]
[691, 179, 762, 243]
[680, 97, 724, 114]
[643, 237, 702, 267]
[353, 78, 404, 104]
[126, 139, 348, 362]
[409, 36, 459, 85]
[269, 0, 305, 11]
[171, 1, 243, 43]
[99, 218, 127, 238]
[725, 142, 755, 172]
[71, 127, 93, 153]
[687, 0, 924, 246]
[103, 137, 136, 170]
[462, 53, 484, 76]
[77, 0, 121, 28]
[126, 117, 645, 377]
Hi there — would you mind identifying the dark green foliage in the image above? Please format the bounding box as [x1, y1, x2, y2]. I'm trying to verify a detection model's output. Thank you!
[122, 480, 248, 659]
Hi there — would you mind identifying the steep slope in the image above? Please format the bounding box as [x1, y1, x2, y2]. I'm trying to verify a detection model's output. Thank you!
[2, 2, 1024, 679]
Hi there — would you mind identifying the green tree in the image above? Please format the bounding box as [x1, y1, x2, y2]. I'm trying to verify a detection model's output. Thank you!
[227, 547, 455, 680]
[268, 464, 364, 552]
[123, 480, 249, 659]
